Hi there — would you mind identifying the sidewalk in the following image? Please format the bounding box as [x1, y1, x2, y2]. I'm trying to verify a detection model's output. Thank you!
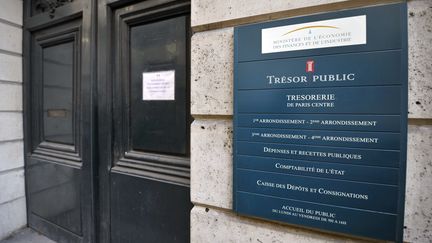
[1, 228, 55, 243]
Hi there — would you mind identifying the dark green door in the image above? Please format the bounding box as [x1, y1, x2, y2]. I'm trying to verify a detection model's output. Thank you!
[23, 0, 96, 242]
[24, 0, 192, 242]
[97, 1, 192, 241]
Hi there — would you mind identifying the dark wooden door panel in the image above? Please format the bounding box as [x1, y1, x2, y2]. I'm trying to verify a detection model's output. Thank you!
[100, 1, 192, 242]
[30, 19, 82, 161]
[27, 18, 85, 242]
[129, 16, 188, 155]
[25, 0, 191, 242]
[42, 41, 74, 145]
[24, 0, 95, 242]
[27, 160, 82, 238]
[110, 173, 191, 243]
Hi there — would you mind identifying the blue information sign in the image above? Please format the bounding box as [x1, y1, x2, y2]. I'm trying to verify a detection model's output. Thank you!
[233, 3, 407, 242]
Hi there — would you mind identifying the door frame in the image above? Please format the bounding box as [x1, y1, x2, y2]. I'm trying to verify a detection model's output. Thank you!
[22, 0, 98, 242]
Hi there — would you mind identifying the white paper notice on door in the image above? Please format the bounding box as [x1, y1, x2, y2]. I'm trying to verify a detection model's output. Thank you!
[142, 70, 175, 100]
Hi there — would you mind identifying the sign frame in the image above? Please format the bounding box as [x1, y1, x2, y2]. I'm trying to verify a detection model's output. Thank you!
[233, 3, 408, 242]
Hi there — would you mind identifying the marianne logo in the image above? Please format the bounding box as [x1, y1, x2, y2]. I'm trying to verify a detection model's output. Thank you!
[306, 60, 315, 73]
[283, 25, 339, 36]
[261, 15, 367, 54]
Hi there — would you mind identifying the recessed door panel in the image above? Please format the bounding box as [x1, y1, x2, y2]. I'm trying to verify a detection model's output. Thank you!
[43, 41, 74, 145]
[130, 16, 188, 155]
[27, 161, 82, 235]
[110, 173, 191, 243]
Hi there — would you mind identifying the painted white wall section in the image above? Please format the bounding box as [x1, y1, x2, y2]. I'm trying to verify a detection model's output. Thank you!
[0, 0, 26, 240]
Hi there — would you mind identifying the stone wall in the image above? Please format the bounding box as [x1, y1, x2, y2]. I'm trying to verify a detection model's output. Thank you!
[0, 0, 26, 240]
[190, 0, 432, 242]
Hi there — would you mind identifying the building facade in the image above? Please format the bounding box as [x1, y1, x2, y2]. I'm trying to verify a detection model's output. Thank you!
[0, 0, 431, 242]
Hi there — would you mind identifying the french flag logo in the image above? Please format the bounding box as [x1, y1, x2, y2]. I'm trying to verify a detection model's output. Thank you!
[306, 60, 315, 73]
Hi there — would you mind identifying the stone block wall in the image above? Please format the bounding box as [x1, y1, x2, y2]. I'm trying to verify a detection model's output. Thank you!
[190, 0, 432, 242]
[0, 0, 26, 240]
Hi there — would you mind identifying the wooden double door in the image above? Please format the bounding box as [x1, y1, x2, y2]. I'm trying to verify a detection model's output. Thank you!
[23, 1, 192, 242]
